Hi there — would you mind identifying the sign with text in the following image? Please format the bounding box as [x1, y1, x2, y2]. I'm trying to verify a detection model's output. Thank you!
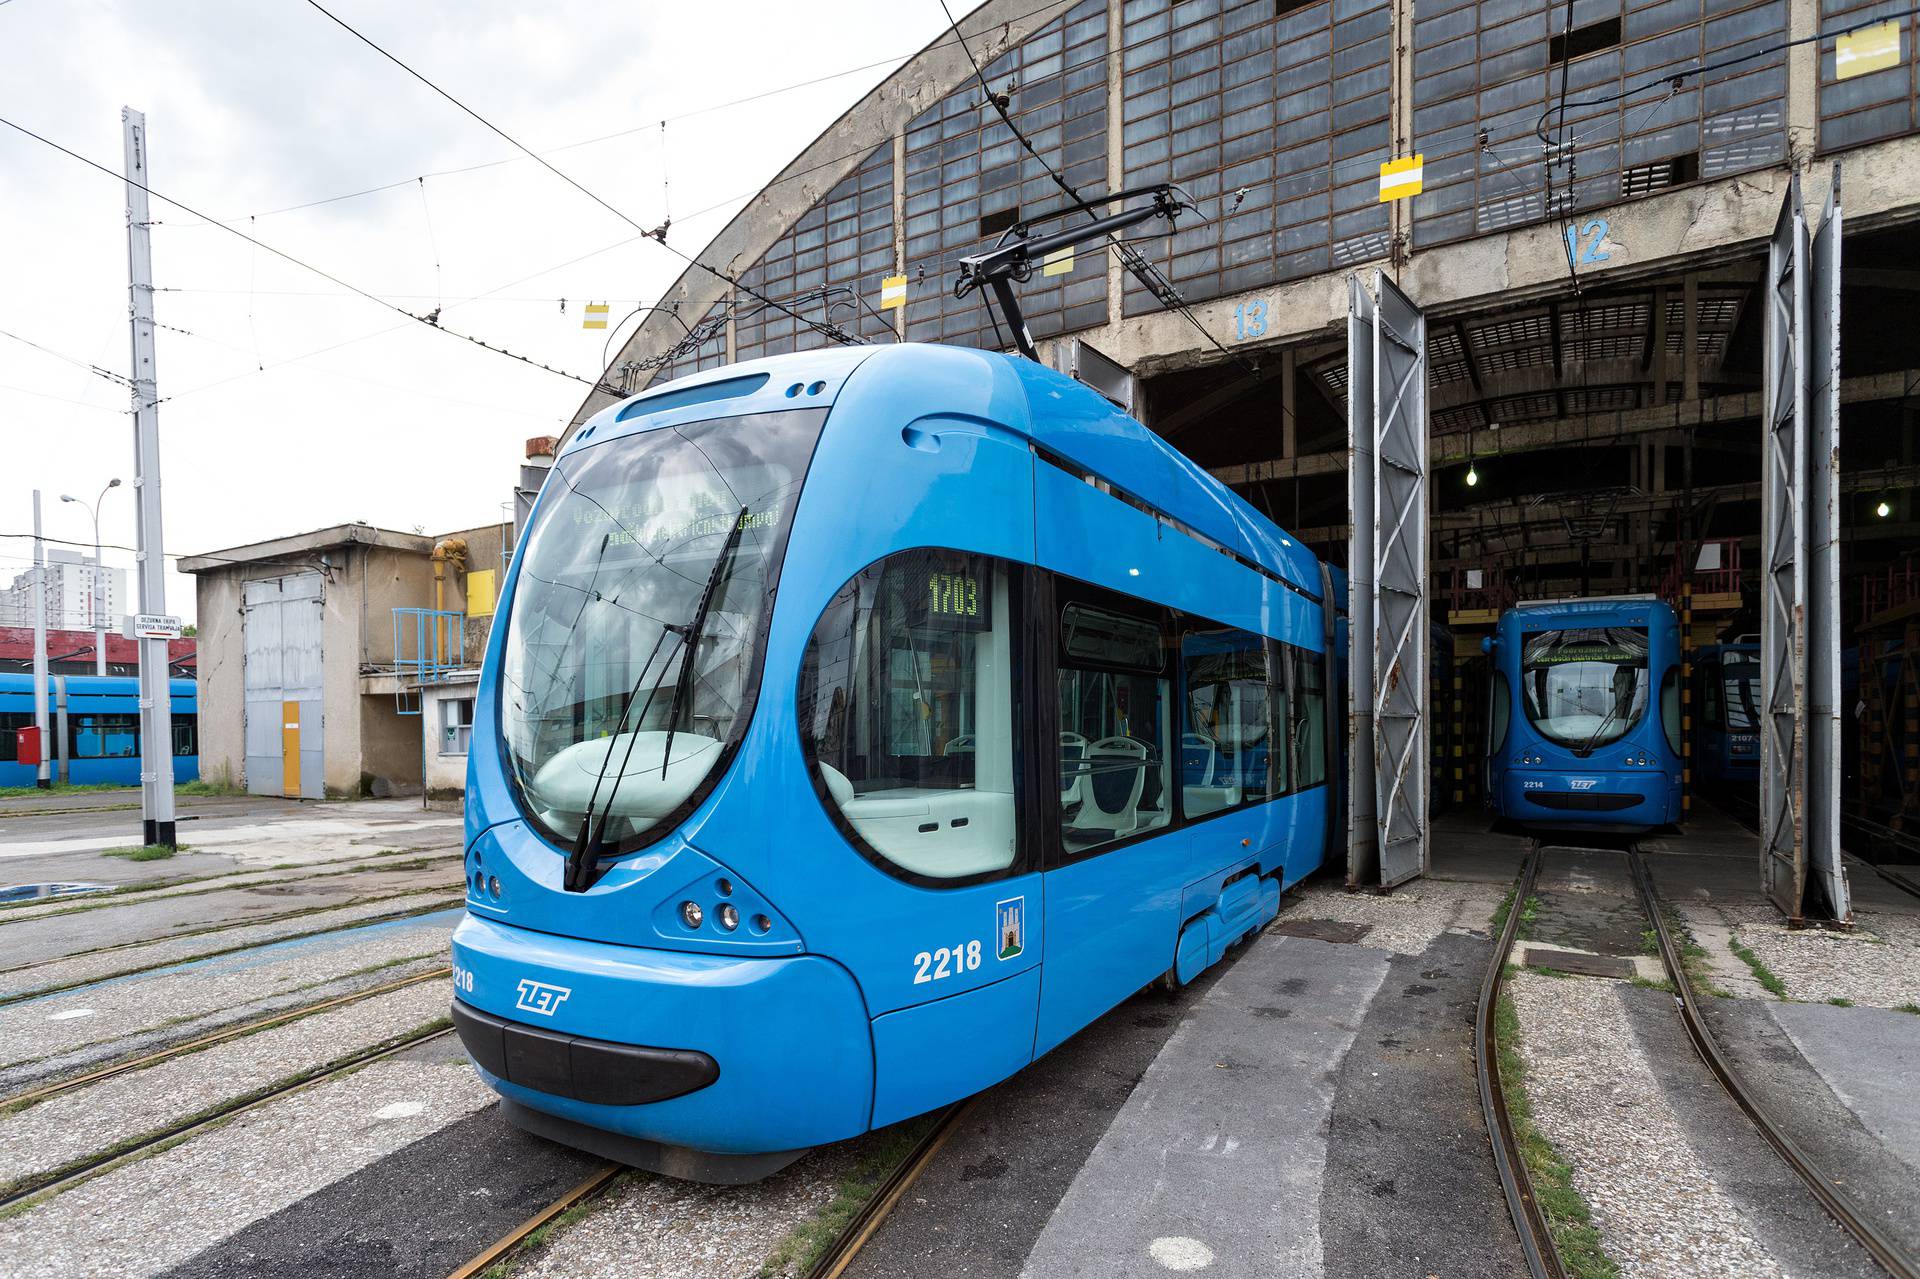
[133, 613, 183, 639]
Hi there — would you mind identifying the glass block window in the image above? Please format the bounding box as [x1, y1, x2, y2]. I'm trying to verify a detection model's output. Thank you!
[1818, 2, 1917, 151]
[734, 144, 897, 361]
[1118, 0, 1392, 315]
[654, 302, 728, 383]
[901, 0, 1110, 348]
[1410, 0, 1788, 249]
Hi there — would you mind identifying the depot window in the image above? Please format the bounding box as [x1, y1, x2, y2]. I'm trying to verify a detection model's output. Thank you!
[799, 549, 1021, 886]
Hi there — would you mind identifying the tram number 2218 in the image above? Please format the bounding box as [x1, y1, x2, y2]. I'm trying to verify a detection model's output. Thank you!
[913, 940, 983, 984]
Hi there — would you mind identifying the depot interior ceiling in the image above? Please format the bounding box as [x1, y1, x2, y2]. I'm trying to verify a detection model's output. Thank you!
[1150, 223, 1920, 606]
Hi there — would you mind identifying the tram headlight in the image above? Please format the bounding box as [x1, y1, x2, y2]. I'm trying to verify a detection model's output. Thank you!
[717, 903, 740, 931]
[487, 876, 502, 900]
[680, 901, 704, 929]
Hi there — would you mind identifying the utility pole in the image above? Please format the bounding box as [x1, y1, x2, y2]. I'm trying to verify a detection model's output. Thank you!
[31, 491, 51, 790]
[125, 107, 176, 848]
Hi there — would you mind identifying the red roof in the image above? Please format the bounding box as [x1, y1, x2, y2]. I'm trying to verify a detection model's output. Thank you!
[0, 625, 196, 671]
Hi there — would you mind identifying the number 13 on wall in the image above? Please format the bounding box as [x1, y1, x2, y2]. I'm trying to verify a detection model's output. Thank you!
[1232, 299, 1267, 342]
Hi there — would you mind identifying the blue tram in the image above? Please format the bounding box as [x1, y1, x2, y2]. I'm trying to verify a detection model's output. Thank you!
[1693, 639, 1760, 786]
[0, 673, 198, 789]
[1483, 597, 1682, 832]
[449, 344, 1346, 1180]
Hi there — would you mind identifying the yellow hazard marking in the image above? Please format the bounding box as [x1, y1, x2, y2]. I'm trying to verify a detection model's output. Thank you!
[1378, 155, 1424, 202]
[582, 302, 610, 330]
[1837, 20, 1902, 78]
[1042, 246, 1075, 276]
[880, 274, 908, 309]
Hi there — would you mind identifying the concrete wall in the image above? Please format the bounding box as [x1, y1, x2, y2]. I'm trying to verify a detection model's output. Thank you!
[190, 570, 246, 790]
[420, 679, 478, 797]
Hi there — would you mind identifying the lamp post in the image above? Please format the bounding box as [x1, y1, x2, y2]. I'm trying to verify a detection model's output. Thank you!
[60, 478, 121, 676]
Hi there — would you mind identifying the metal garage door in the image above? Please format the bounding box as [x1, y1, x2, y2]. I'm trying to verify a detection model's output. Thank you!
[243, 574, 324, 798]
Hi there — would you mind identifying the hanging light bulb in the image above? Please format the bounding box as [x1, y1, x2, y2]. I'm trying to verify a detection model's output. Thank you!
[1466, 462, 1479, 487]
[1876, 498, 1893, 518]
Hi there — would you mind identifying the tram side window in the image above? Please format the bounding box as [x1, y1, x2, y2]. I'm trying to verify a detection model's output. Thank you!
[1700, 663, 1723, 729]
[172, 714, 198, 758]
[71, 713, 140, 758]
[1290, 650, 1328, 788]
[1660, 667, 1681, 756]
[0, 711, 29, 762]
[1489, 671, 1511, 756]
[1181, 626, 1276, 816]
[1058, 596, 1174, 855]
[798, 549, 1018, 884]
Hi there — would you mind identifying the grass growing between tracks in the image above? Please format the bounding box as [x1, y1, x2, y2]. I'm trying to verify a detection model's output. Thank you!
[1727, 936, 1789, 999]
[1494, 990, 1621, 1279]
[1491, 890, 1541, 941]
[759, 1115, 943, 1279]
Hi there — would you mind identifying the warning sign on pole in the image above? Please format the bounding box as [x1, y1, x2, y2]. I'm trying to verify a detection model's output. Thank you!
[1378, 155, 1424, 203]
[1042, 246, 1075, 276]
[880, 275, 908, 310]
[582, 302, 610, 329]
[1836, 20, 1901, 79]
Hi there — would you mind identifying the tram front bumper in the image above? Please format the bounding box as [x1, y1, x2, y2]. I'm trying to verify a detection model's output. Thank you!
[450, 913, 874, 1156]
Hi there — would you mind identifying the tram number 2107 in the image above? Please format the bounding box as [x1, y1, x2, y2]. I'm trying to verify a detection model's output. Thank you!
[913, 940, 983, 984]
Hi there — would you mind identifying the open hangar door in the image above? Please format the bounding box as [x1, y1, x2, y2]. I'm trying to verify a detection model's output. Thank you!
[1128, 190, 1916, 920]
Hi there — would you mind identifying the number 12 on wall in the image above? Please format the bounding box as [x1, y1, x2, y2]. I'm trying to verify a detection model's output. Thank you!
[1565, 218, 1611, 267]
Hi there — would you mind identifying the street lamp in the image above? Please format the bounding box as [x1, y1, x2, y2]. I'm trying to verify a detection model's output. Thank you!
[60, 478, 121, 676]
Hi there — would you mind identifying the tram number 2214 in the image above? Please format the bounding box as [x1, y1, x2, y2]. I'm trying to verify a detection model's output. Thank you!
[913, 940, 983, 984]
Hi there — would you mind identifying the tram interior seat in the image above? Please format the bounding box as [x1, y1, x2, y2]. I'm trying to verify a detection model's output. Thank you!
[1065, 736, 1151, 843]
[1059, 732, 1089, 815]
[1181, 731, 1241, 817]
[816, 762, 1015, 879]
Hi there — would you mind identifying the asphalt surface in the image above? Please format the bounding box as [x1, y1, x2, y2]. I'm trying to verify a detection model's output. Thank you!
[1319, 929, 1527, 1279]
[1622, 986, 1884, 1278]
[1703, 996, 1920, 1261]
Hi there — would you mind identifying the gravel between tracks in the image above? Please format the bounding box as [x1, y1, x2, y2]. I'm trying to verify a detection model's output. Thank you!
[0, 1059, 491, 1279]
[510, 1143, 867, 1279]
[0, 912, 457, 1071]
[0, 892, 462, 1000]
[0, 979, 450, 1190]
[1680, 901, 1920, 1009]
[1508, 972, 1784, 1279]
[1279, 875, 1502, 954]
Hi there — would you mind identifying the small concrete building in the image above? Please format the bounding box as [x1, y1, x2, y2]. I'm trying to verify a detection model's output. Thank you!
[180, 522, 504, 799]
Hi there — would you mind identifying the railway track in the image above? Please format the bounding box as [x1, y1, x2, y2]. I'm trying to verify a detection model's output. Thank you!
[0, 1016, 452, 1211]
[1478, 840, 1920, 1279]
[438, 1099, 975, 1279]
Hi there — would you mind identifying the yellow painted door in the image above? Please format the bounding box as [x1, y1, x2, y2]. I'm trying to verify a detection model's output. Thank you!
[281, 700, 301, 796]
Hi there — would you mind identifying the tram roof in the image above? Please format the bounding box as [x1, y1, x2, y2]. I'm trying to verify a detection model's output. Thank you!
[575, 343, 1322, 596]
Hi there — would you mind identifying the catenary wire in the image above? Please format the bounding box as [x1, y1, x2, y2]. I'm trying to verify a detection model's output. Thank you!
[0, 115, 624, 396]
[300, 0, 865, 351]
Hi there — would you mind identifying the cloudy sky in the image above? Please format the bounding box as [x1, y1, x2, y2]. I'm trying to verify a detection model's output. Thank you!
[1, 0, 964, 622]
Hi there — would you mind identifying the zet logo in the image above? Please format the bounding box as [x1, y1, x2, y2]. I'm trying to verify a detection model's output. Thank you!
[515, 979, 571, 1016]
[995, 896, 1025, 961]
[1569, 778, 1599, 791]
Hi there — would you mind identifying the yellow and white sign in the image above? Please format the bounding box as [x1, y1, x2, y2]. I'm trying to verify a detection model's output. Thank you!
[582, 302, 609, 330]
[1836, 20, 1901, 80]
[880, 274, 908, 310]
[1042, 246, 1075, 276]
[1378, 154, 1425, 203]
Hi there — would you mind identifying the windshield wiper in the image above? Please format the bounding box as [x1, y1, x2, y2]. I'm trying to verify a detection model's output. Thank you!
[563, 505, 749, 892]
[564, 620, 684, 892]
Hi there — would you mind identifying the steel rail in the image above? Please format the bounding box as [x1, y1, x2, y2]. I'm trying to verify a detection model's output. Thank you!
[3, 965, 452, 1107]
[0, 896, 464, 1002]
[1475, 845, 1567, 1279]
[0, 1022, 452, 1211]
[1629, 847, 1920, 1279]
[443, 1162, 623, 1279]
[806, 1098, 975, 1279]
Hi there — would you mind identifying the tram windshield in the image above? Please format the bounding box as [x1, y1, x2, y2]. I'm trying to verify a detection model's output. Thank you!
[1519, 626, 1650, 753]
[500, 409, 825, 852]
[1721, 654, 1760, 731]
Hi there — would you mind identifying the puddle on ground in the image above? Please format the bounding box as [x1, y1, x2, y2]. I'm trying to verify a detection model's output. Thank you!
[0, 882, 112, 903]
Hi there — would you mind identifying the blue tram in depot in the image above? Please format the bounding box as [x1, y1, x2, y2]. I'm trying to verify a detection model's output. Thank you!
[0, 673, 198, 788]
[448, 343, 1348, 1180]
[1483, 597, 1683, 832]
[1693, 639, 1761, 787]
